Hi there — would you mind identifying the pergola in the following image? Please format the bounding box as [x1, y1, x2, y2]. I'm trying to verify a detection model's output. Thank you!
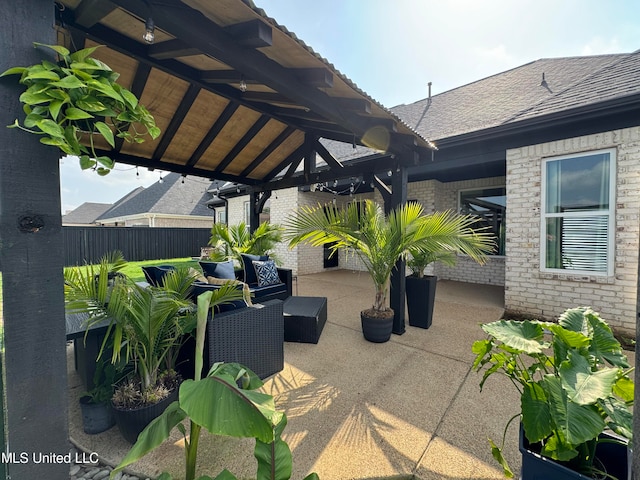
[0, 1, 435, 477]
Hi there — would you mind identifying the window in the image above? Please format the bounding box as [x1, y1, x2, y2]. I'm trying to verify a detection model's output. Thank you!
[541, 149, 615, 275]
[459, 187, 506, 255]
[244, 201, 251, 225]
[217, 210, 226, 224]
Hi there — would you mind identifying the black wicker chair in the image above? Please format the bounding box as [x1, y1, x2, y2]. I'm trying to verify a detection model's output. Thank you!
[207, 299, 284, 379]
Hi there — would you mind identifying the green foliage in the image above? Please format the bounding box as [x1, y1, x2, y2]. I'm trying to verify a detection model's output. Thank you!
[110, 289, 319, 480]
[1, 43, 159, 175]
[208, 221, 284, 265]
[472, 307, 634, 478]
[82, 357, 123, 405]
[65, 252, 200, 395]
[406, 210, 493, 277]
[286, 200, 494, 311]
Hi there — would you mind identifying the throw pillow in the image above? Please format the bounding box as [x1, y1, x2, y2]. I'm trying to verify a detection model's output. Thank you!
[199, 260, 236, 280]
[206, 276, 253, 306]
[240, 253, 268, 285]
[252, 260, 280, 287]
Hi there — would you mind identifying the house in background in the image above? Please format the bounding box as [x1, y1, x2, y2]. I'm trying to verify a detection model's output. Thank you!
[95, 172, 216, 228]
[62, 202, 112, 226]
[214, 50, 640, 333]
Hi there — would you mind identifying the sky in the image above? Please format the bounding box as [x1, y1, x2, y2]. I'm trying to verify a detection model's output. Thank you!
[59, 0, 640, 213]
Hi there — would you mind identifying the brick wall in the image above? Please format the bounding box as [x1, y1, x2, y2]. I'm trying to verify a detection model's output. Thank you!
[505, 126, 640, 332]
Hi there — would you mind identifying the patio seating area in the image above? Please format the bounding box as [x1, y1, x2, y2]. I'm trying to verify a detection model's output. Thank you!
[67, 270, 525, 479]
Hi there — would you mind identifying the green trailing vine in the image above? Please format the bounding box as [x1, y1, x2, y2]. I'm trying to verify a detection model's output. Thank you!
[1, 43, 160, 175]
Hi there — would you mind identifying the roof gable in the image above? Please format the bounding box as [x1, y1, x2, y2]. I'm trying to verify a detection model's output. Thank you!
[97, 173, 213, 220]
[63, 202, 112, 224]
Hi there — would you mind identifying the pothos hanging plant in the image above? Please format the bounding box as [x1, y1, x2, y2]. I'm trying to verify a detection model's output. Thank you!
[1, 43, 160, 175]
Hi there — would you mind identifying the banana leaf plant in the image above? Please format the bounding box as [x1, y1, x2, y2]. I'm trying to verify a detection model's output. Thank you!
[472, 307, 634, 478]
[1, 43, 159, 175]
[110, 287, 319, 480]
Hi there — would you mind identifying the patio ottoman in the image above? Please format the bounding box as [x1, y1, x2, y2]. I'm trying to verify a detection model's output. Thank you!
[283, 296, 327, 344]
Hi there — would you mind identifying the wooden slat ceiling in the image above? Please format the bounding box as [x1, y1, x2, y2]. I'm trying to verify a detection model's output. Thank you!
[56, 0, 434, 190]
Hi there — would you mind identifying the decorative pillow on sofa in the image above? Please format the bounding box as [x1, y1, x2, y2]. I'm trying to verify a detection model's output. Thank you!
[199, 260, 236, 280]
[252, 260, 280, 287]
[240, 253, 268, 285]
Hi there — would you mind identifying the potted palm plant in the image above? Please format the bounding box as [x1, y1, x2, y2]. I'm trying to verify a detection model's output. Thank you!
[472, 306, 634, 479]
[406, 210, 493, 329]
[1, 43, 159, 175]
[208, 221, 284, 263]
[66, 256, 200, 443]
[108, 288, 320, 480]
[286, 200, 494, 342]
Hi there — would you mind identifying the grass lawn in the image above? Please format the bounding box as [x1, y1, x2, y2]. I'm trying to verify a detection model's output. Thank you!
[116, 258, 200, 282]
[61, 257, 201, 283]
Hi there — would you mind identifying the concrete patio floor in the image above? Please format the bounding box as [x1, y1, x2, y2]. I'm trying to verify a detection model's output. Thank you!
[68, 270, 523, 480]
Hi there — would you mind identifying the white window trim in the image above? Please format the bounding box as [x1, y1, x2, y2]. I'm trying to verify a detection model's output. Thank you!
[540, 148, 616, 276]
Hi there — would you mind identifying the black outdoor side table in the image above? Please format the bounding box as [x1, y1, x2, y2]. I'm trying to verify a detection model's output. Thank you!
[66, 312, 111, 389]
[283, 296, 327, 344]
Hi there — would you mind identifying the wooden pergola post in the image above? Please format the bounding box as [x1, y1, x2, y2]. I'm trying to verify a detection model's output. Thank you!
[0, 2, 69, 479]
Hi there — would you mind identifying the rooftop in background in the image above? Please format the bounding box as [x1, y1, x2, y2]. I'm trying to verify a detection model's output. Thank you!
[97, 173, 214, 222]
[62, 202, 113, 225]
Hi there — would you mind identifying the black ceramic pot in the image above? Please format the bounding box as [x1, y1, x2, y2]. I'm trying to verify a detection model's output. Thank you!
[360, 310, 394, 343]
[112, 387, 179, 444]
[79, 396, 115, 435]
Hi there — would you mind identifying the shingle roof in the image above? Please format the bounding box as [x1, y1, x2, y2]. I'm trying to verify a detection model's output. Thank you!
[97, 173, 213, 220]
[62, 202, 112, 224]
[391, 53, 629, 141]
[509, 49, 640, 122]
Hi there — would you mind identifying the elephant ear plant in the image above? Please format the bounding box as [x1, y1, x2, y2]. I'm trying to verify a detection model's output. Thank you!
[1, 43, 160, 175]
[472, 307, 634, 478]
[110, 287, 319, 480]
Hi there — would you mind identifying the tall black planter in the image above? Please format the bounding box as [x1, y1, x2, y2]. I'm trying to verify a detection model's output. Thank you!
[406, 275, 437, 329]
[520, 425, 631, 480]
[360, 310, 394, 343]
[112, 387, 179, 443]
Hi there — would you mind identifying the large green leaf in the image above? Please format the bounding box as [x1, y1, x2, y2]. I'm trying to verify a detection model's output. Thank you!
[613, 375, 634, 403]
[94, 121, 115, 147]
[540, 432, 579, 462]
[520, 382, 551, 443]
[599, 397, 634, 440]
[586, 312, 629, 368]
[559, 351, 618, 405]
[112, 401, 187, 475]
[35, 119, 65, 138]
[489, 439, 514, 478]
[24, 70, 60, 81]
[179, 377, 275, 443]
[19, 91, 53, 105]
[51, 75, 86, 89]
[64, 107, 93, 120]
[557, 307, 590, 335]
[255, 415, 293, 480]
[542, 375, 605, 448]
[481, 320, 548, 353]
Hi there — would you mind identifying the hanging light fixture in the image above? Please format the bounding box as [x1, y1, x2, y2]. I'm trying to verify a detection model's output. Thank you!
[143, 16, 155, 44]
[239, 75, 247, 93]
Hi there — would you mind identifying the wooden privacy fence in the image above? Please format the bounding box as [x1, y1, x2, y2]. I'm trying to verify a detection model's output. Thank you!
[63, 226, 211, 266]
